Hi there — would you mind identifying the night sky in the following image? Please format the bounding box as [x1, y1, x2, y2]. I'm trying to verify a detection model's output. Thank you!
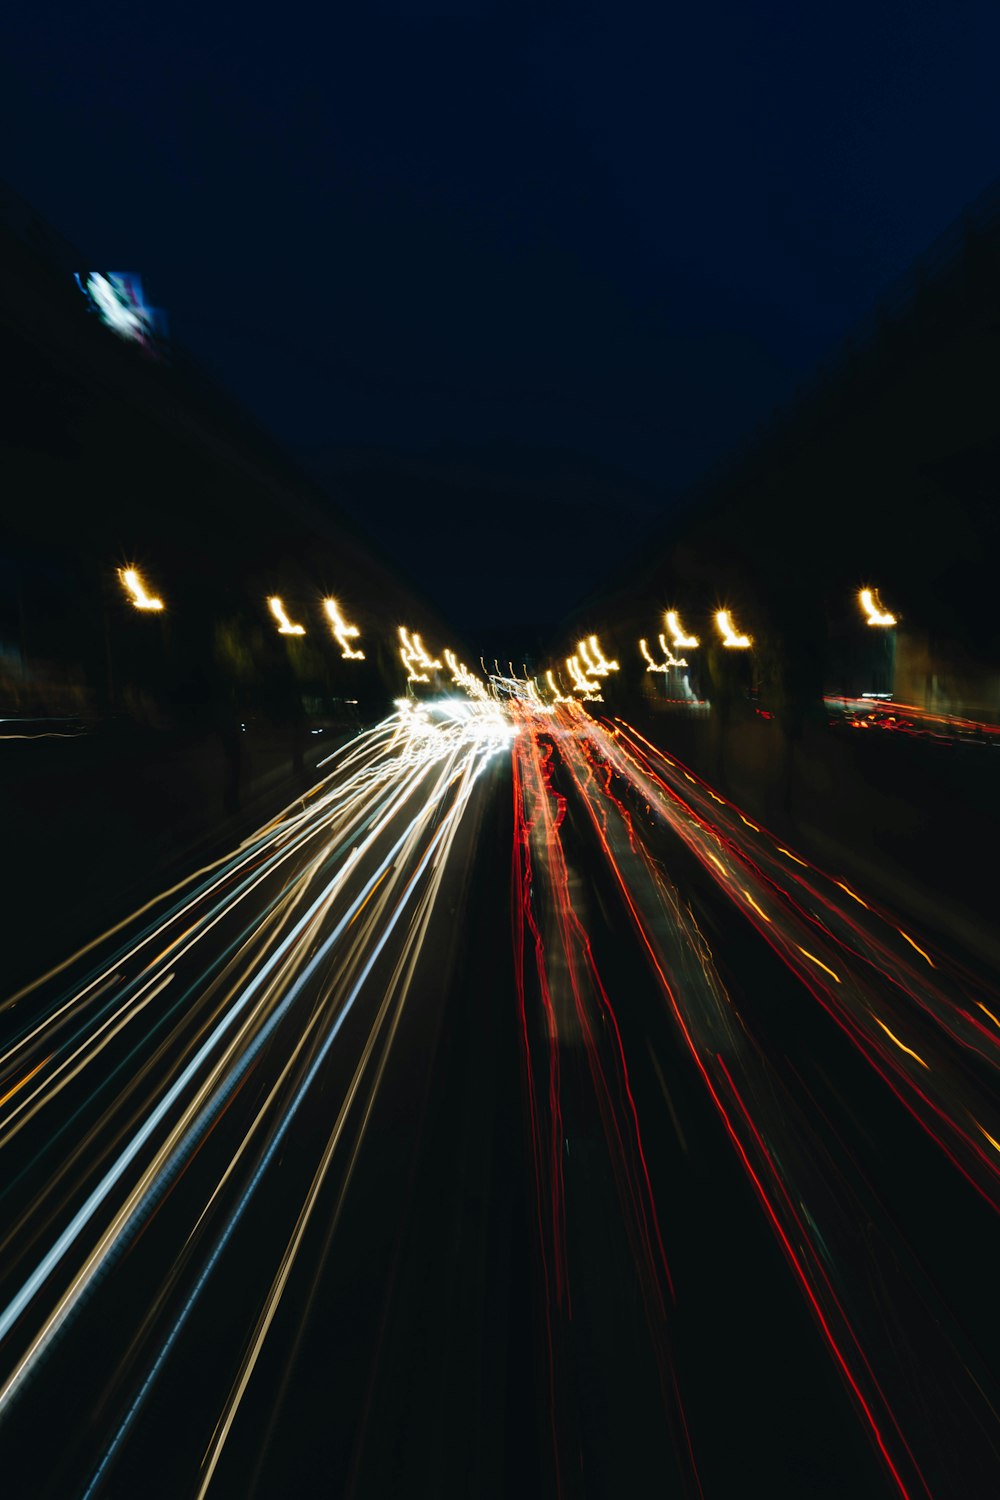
[5, 1, 1000, 633]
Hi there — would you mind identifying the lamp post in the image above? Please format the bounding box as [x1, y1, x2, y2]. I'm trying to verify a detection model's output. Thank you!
[858, 587, 897, 698]
[267, 596, 306, 636]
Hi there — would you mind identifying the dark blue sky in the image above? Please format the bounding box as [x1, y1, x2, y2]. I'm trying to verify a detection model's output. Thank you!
[4, 1, 1000, 627]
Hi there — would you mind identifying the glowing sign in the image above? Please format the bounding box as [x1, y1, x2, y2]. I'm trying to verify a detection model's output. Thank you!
[76, 273, 164, 350]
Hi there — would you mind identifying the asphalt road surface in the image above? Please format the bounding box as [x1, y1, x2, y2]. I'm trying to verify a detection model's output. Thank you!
[2, 697, 999, 1499]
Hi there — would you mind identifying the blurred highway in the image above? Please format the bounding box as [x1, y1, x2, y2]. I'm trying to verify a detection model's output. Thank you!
[825, 695, 1000, 745]
[3, 697, 1000, 1497]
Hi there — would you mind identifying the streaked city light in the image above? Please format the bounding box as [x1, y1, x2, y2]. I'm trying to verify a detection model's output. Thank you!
[444, 648, 489, 700]
[0, 700, 511, 1476]
[658, 633, 686, 667]
[11, 43, 1000, 1499]
[322, 598, 365, 658]
[665, 609, 699, 648]
[267, 596, 306, 635]
[119, 566, 164, 612]
[399, 626, 442, 683]
[584, 634, 619, 674]
[506, 696, 989, 1497]
[566, 653, 602, 698]
[76, 272, 163, 348]
[859, 587, 897, 627]
[411, 633, 441, 669]
[639, 638, 661, 671]
[715, 608, 751, 648]
[639, 637, 687, 672]
[578, 638, 600, 677]
[399, 627, 429, 682]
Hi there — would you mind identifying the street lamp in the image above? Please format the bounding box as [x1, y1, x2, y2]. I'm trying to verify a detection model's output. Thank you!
[268, 597, 305, 635]
[665, 609, 699, 649]
[715, 609, 752, 648]
[639, 636, 687, 671]
[566, 652, 602, 698]
[444, 649, 488, 699]
[399, 626, 441, 682]
[859, 588, 896, 627]
[581, 634, 619, 674]
[119, 566, 164, 612]
[322, 598, 364, 658]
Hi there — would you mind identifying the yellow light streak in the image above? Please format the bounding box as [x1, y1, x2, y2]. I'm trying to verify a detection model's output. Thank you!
[657, 634, 687, 667]
[443, 648, 489, 700]
[267, 597, 305, 636]
[639, 637, 685, 672]
[399, 626, 441, 682]
[742, 890, 771, 922]
[322, 598, 365, 659]
[715, 608, 751, 648]
[578, 638, 599, 676]
[977, 1002, 1000, 1031]
[834, 880, 869, 909]
[120, 567, 164, 612]
[797, 946, 841, 982]
[0, 1056, 51, 1110]
[665, 609, 699, 648]
[566, 653, 601, 697]
[898, 928, 935, 967]
[859, 587, 896, 627]
[869, 1012, 929, 1067]
[411, 633, 441, 669]
[586, 634, 619, 673]
[0, 701, 515, 1419]
[348, 867, 390, 925]
[777, 846, 808, 867]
